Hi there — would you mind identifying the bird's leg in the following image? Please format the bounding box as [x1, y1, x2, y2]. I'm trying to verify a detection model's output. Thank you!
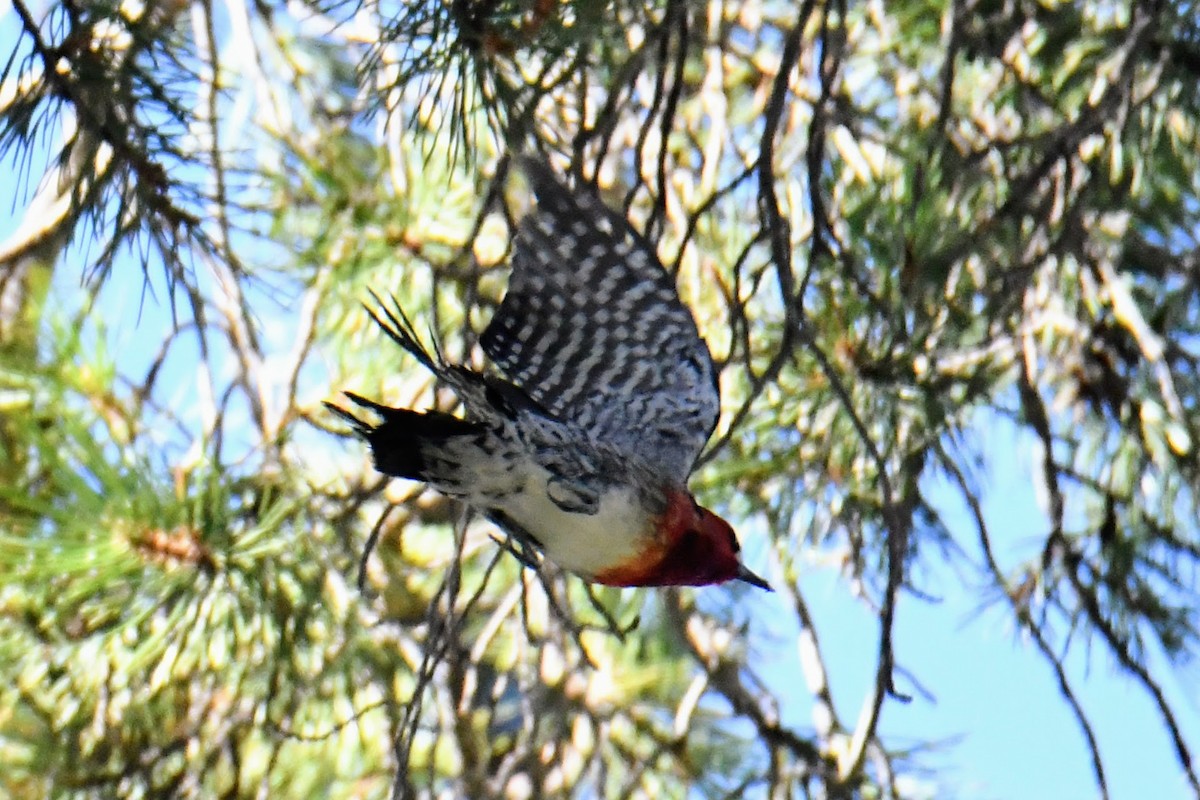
[490, 530, 542, 570]
[485, 510, 546, 570]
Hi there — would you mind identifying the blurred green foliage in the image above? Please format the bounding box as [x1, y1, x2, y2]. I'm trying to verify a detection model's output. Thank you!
[2, 0, 1199, 797]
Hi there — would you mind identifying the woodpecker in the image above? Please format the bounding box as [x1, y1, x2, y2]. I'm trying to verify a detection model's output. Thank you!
[327, 158, 770, 590]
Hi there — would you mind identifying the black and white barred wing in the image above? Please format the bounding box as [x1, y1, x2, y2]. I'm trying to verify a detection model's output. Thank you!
[480, 158, 719, 484]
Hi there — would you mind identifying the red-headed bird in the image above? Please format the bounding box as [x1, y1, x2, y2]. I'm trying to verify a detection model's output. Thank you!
[326, 158, 770, 590]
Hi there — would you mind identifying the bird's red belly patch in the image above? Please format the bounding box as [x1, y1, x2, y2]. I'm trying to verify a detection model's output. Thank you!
[592, 543, 669, 587]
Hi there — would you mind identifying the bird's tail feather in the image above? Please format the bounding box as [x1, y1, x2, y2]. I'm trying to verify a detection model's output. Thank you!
[324, 393, 482, 481]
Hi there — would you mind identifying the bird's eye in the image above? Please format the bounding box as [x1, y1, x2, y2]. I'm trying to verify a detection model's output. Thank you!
[677, 529, 702, 553]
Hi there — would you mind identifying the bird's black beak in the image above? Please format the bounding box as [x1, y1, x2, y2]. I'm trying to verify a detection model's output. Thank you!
[735, 562, 773, 591]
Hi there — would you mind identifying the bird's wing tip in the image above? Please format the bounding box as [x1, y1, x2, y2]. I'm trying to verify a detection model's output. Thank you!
[513, 154, 567, 199]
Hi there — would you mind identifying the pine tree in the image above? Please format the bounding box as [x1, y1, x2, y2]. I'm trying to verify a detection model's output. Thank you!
[3, 0, 1199, 797]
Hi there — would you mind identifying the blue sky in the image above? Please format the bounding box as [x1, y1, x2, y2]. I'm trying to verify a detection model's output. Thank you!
[904, 419, 1200, 800]
[3, 9, 1198, 799]
[750, 408, 1200, 799]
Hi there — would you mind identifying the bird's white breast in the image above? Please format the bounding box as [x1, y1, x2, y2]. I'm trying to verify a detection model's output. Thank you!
[493, 466, 652, 577]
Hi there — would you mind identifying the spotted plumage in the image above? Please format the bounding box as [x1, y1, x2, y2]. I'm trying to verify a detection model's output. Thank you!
[326, 158, 769, 590]
[481, 158, 719, 486]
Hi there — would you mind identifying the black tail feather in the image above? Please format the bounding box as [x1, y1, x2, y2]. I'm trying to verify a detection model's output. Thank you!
[323, 399, 373, 438]
[341, 390, 395, 416]
[325, 393, 481, 481]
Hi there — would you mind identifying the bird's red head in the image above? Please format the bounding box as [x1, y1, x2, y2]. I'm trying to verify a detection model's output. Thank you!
[595, 489, 771, 590]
